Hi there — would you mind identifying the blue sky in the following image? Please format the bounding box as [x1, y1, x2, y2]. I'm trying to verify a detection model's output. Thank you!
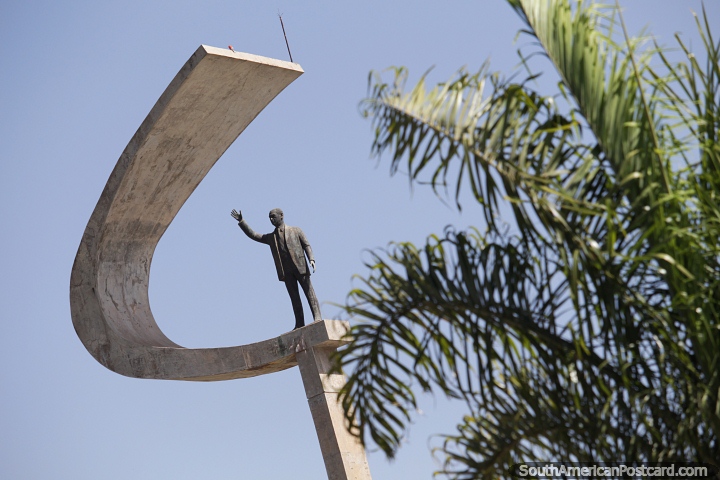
[1, 1, 718, 478]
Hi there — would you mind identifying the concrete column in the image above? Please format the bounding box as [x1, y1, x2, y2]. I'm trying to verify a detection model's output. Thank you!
[296, 345, 372, 480]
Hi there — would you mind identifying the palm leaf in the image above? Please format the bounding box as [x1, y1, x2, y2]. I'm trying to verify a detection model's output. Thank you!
[338, 0, 720, 476]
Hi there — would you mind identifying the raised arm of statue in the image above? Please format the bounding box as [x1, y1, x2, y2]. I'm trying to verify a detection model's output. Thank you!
[231, 209, 267, 244]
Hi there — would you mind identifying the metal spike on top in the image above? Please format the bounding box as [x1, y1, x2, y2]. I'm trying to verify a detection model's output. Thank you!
[278, 12, 294, 63]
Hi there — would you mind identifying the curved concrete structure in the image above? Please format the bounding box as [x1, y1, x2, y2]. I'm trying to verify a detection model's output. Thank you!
[70, 46, 372, 479]
[69, 45, 348, 380]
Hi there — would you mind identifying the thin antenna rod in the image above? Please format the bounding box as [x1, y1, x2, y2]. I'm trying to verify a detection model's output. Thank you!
[278, 13, 293, 63]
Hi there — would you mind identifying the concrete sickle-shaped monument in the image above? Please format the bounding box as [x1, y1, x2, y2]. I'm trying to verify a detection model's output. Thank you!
[69, 45, 372, 480]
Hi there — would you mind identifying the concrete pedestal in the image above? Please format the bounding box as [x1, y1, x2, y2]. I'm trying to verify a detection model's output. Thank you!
[297, 344, 372, 480]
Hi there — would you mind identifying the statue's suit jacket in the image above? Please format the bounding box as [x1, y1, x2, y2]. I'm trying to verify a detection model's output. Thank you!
[238, 220, 314, 282]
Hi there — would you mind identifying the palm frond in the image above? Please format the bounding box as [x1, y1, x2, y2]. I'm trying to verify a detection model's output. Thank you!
[339, 0, 720, 476]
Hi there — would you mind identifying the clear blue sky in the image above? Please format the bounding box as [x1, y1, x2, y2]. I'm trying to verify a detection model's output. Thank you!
[1, 1, 717, 478]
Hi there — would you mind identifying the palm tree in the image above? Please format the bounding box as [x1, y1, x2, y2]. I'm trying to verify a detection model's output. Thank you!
[334, 0, 720, 477]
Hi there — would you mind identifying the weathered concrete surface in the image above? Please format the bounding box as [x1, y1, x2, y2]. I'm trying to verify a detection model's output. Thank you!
[69, 45, 316, 380]
[297, 347, 373, 480]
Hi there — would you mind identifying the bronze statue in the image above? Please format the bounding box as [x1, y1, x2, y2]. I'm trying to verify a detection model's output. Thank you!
[231, 208, 322, 330]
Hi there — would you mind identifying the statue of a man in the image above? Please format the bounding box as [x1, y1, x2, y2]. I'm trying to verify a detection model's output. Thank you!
[231, 208, 322, 330]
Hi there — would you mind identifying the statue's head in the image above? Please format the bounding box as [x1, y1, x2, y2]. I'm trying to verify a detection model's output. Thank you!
[269, 208, 284, 227]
